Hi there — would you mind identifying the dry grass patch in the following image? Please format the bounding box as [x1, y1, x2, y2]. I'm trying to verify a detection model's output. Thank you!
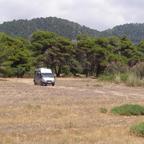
[0, 78, 144, 143]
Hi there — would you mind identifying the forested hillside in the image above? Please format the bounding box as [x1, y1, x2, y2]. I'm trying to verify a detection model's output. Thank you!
[0, 17, 100, 39]
[102, 23, 144, 43]
[1, 17, 144, 43]
[0, 17, 144, 84]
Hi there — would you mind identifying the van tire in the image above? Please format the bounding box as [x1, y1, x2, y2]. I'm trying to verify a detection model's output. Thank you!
[34, 80, 37, 85]
[40, 82, 44, 86]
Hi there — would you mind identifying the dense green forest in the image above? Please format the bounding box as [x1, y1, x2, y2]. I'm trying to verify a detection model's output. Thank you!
[1, 17, 144, 43]
[0, 30, 144, 83]
[0, 17, 100, 40]
[102, 24, 144, 43]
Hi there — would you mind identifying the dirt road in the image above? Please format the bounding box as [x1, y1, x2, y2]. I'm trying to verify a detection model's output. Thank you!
[0, 78, 144, 144]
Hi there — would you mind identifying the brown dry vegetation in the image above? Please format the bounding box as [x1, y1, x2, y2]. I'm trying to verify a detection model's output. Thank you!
[0, 78, 144, 144]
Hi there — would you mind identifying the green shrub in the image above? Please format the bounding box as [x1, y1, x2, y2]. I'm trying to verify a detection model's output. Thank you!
[114, 73, 121, 83]
[105, 62, 128, 74]
[98, 73, 128, 83]
[62, 65, 71, 76]
[111, 104, 144, 116]
[98, 74, 114, 81]
[130, 122, 144, 137]
[119, 73, 129, 82]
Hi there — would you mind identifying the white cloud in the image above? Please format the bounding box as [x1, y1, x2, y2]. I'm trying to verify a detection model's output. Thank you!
[0, 0, 144, 30]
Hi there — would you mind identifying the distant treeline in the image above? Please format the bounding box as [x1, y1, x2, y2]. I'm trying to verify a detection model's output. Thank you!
[0, 31, 144, 78]
[0, 17, 100, 40]
[1, 17, 144, 43]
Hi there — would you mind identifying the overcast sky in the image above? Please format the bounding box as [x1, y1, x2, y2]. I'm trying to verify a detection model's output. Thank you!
[0, 0, 144, 31]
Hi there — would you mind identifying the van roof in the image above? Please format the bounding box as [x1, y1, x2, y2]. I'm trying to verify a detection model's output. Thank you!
[36, 68, 52, 73]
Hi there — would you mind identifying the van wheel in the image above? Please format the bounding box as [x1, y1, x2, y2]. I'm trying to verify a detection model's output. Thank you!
[34, 80, 37, 85]
[40, 82, 44, 86]
[52, 83, 55, 86]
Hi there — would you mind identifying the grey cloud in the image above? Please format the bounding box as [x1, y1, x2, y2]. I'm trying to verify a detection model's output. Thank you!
[109, 0, 144, 8]
[0, 0, 144, 30]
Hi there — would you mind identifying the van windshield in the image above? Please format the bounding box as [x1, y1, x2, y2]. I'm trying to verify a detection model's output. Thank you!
[41, 73, 54, 78]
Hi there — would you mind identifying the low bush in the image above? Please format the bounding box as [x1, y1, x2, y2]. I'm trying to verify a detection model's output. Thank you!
[132, 62, 144, 79]
[98, 73, 128, 83]
[105, 62, 128, 74]
[126, 73, 144, 87]
[111, 104, 144, 116]
[130, 122, 144, 137]
[99, 107, 107, 113]
[99, 72, 144, 87]
[98, 74, 114, 81]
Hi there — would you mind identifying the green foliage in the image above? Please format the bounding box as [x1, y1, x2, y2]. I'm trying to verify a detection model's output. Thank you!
[0, 17, 100, 39]
[99, 72, 144, 86]
[98, 73, 128, 83]
[119, 73, 129, 82]
[61, 65, 71, 76]
[130, 122, 144, 137]
[0, 26, 144, 78]
[105, 63, 128, 74]
[1, 18, 144, 43]
[76, 35, 110, 77]
[111, 104, 144, 116]
[102, 23, 144, 43]
[31, 31, 75, 77]
[69, 58, 83, 76]
[0, 33, 32, 77]
[98, 74, 115, 81]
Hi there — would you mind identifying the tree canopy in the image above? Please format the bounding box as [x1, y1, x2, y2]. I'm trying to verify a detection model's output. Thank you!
[0, 31, 143, 77]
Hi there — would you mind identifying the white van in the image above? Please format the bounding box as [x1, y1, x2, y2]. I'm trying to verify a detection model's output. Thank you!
[34, 68, 55, 86]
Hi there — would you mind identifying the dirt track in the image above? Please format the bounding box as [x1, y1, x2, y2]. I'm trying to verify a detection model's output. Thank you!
[0, 78, 144, 144]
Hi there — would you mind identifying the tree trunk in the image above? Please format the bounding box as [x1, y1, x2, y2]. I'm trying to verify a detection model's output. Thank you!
[55, 65, 62, 77]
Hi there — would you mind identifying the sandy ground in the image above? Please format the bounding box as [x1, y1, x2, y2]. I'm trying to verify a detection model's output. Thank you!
[0, 78, 144, 144]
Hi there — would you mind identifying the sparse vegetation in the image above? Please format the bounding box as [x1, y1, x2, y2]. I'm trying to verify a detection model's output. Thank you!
[111, 104, 144, 116]
[0, 78, 144, 143]
[130, 122, 144, 137]
[126, 73, 144, 87]
[99, 107, 108, 113]
[99, 72, 144, 86]
[0, 17, 144, 144]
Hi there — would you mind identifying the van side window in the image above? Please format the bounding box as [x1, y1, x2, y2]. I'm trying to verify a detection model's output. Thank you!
[37, 72, 41, 78]
[35, 71, 41, 78]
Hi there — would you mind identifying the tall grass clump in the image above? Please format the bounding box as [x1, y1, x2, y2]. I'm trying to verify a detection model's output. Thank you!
[126, 72, 144, 87]
[98, 74, 115, 82]
[99, 62, 144, 86]
[130, 122, 144, 137]
[126, 62, 144, 86]
[132, 62, 144, 79]
[111, 104, 144, 116]
[99, 62, 129, 83]
[99, 107, 108, 113]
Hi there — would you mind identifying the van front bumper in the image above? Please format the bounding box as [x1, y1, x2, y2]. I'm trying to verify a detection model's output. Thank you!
[42, 80, 55, 85]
